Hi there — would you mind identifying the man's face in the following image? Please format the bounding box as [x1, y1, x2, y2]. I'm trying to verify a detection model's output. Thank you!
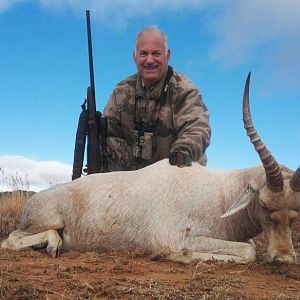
[133, 31, 170, 87]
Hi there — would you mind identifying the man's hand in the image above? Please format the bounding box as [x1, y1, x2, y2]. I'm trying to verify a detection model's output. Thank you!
[169, 148, 192, 167]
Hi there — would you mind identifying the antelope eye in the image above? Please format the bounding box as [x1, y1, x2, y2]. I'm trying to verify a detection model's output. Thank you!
[264, 214, 272, 224]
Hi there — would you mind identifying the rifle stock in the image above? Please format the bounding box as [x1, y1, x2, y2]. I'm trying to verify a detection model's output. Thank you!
[72, 102, 88, 180]
[86, 85, 101, 174]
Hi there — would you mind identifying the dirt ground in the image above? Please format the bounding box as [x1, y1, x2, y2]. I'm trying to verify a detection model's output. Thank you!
[1, 229, 300, 300]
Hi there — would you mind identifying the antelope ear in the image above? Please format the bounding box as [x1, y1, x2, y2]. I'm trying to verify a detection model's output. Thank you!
[221, 185, 258, 218]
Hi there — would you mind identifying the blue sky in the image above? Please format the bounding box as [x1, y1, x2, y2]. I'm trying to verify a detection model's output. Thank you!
[0, 0, 299, 191]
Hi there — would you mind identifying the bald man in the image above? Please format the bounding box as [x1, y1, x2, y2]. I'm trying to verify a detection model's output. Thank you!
[103, 26, 211, 171]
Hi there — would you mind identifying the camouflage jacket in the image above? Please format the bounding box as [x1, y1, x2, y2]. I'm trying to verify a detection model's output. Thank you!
[103, 67, 211, 171]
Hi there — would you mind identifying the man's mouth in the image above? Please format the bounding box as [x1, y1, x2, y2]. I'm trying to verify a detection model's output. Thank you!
[143, 64, 158, 71]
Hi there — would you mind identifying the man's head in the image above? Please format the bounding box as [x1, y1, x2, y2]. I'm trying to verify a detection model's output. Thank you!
[133, 26, 170, 88]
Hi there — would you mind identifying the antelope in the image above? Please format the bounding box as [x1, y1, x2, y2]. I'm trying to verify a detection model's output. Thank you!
[1, 73, 299, 264]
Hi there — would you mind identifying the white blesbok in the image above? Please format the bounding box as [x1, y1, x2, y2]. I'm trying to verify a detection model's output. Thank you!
[1, 73, 300, 264]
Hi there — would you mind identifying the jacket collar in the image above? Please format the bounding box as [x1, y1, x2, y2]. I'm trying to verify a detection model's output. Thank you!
[135, 70, 168, 101]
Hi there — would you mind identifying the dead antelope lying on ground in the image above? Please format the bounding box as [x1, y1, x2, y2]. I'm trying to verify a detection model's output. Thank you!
[1, 73, 300, 264]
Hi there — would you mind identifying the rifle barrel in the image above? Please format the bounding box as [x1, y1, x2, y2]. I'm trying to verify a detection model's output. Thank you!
[86, 10, 95, 90]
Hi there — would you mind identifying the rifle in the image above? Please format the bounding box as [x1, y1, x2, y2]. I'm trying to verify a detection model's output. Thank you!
[72, 10, 108, 180]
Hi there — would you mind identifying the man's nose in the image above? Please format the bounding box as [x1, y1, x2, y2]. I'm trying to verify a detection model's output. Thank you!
[145, 54, 154, 63]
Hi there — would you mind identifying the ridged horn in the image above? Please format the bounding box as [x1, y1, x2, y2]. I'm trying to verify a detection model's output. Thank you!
[243, 72, 283, 192]
[290, 167, 300, 192]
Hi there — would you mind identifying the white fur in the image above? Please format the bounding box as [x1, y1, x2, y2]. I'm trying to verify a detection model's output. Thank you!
[1, 159, 299, 264]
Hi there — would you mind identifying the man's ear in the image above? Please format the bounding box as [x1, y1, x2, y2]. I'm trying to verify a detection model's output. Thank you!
[167, 49, 171, 62]
[133, 50, 137, 63]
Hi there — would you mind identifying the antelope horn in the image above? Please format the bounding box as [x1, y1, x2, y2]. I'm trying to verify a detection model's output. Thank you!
[290, 167, 300, 192]
[243, 72, 283, 192]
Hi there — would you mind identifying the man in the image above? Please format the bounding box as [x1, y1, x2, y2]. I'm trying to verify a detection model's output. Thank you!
[103, 26, 211, 171]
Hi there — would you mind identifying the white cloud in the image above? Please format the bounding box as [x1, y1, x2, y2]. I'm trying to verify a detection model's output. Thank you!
[210, 0, 300, 76]
[1, 0, 299, 87]
[37, 0, 210, 29]
[0, 155, 72, 192]
[1, 0, 210, 19]
[0, 0, 25, 12]
[39, 0, 208, 13]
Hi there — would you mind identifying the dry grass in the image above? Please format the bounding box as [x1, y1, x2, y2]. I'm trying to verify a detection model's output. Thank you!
[0, 190, 35, 234]
[1, 247, 299, 300]
[0, 168, 35, 234]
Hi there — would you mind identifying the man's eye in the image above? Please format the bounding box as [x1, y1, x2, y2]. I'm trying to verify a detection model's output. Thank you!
[153, 52, 161, 57]
[139, 52, 147, 57]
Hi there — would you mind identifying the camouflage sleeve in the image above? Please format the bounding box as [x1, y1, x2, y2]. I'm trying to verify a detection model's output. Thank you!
[103, 90, 123, 138]
[103, 89, 136, 172]
[170, 81, 211, 162]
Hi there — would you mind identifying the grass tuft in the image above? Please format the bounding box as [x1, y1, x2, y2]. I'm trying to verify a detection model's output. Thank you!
[0, 168, 35, 234]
